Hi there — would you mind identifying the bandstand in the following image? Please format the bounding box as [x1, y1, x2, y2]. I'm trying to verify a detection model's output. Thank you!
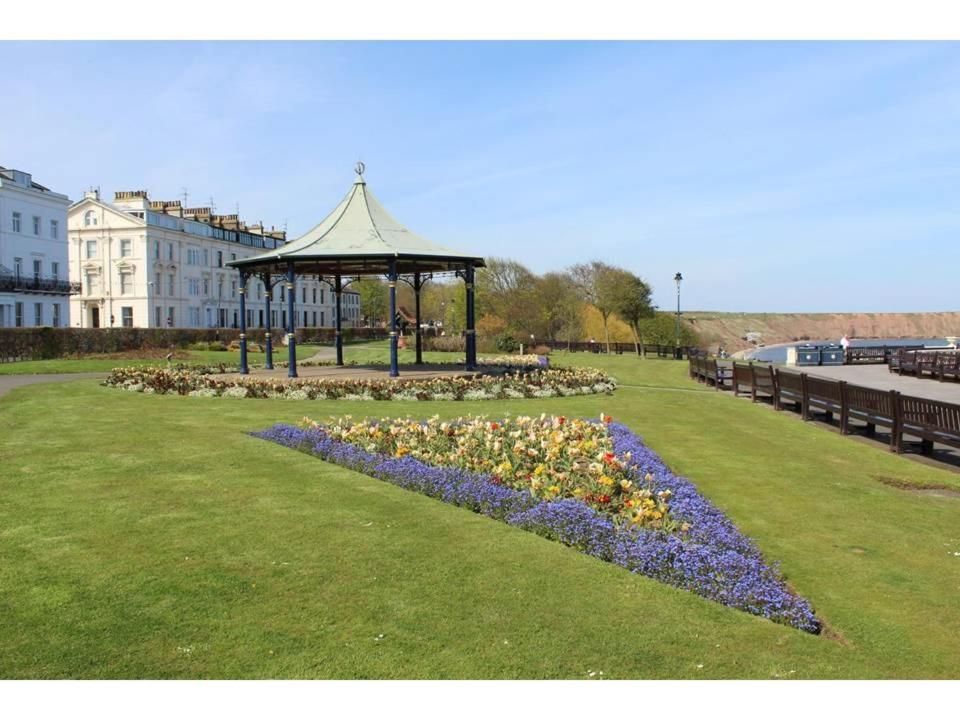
[227, 163, 485, 378]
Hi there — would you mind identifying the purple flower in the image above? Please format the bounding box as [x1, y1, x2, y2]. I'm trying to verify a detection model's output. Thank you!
[251, 421, 820, 634]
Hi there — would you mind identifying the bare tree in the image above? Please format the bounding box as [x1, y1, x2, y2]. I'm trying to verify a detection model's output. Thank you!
[570, 260, 621, 352]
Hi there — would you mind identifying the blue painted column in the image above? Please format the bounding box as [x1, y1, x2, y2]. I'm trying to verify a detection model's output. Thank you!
[414, 271, 423, 365]
[262, 273, 273, 370]
[334, 273, 344, 366]
[238, 269, 249, 375]
[286, 261, 297, 378]
[465, 263, 477, 370]
[388, 260, 399, 377]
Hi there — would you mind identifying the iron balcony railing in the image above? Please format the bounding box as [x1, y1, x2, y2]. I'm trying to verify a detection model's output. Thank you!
[0, 274, 81, 295]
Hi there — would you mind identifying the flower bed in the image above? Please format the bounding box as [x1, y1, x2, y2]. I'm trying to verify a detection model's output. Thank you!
[471, 354, 549, 369]
[103, 365, 617, 401]
[252, 415, 820, 633]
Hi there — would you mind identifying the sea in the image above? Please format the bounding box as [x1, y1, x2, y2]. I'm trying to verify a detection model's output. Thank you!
[744, 338, 953, 364]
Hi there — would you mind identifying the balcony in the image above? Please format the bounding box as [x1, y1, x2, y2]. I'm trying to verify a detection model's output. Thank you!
[0, 273, 81, 295]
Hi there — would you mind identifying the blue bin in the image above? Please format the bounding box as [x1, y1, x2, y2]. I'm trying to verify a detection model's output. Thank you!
[820, 345, 844, 365]
[796, 345, 821, 366]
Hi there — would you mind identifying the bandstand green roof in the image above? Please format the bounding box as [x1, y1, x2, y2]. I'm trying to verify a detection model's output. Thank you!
[228, 165, 485, 276]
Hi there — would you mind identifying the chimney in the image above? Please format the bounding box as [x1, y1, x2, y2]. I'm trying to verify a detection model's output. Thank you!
[84, 188, 100, 201]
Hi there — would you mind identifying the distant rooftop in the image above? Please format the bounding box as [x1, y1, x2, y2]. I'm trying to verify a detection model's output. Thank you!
[0, 166, 68, 199]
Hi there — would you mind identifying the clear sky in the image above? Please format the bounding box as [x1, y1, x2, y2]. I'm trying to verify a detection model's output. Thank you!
[1, 41, 958, 312]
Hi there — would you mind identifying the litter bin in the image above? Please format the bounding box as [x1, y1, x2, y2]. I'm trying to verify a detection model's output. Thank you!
[820, 344, 844, 366]
[796, 344, 821, 366]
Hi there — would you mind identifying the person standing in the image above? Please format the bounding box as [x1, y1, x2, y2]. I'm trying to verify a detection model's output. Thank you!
[840, 334, 850, 352]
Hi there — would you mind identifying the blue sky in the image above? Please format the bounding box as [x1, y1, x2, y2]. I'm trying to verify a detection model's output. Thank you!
[2, 41, 958, 312]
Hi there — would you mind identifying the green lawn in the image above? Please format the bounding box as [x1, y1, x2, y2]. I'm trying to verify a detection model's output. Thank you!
[0, 344, 322, 375]
[1, 352, 958, 678]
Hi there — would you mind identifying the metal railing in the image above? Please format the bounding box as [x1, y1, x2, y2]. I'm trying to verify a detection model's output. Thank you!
[0, 274, 81, 295]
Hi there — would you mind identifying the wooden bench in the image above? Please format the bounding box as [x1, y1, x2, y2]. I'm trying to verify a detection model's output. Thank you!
[750, 363, 777, 403]
[938, 353, 960, 382]
[774, 369, 805, 411]
[843, 383, 899, 451]
[893, 349, 920, 376]
[803, 375, 844, 422]
[896, 394, 960, 455]
[732, 362, 754, 397]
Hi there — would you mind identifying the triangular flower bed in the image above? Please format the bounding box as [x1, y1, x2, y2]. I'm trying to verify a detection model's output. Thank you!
[252, 416, 820, 633]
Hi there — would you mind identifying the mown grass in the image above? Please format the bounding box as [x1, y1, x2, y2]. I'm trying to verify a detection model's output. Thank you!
[0, 345, 322, 375]
[0, 351, 958, 678]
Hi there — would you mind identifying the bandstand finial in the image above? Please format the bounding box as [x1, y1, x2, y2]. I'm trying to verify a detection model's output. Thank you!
[355, 161, 366, 177]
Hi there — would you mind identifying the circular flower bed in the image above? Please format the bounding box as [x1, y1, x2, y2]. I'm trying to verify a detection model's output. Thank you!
[103, 364, 617, 401]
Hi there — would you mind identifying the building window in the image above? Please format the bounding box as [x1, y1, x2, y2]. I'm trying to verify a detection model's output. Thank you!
[168, 274, 176, 296]
[167, 243, 174, 261]
[203, 249, 209, 266]
[167, 306, 175, 327]
[51, 261, 59, 279]
[155, 306, 162, 327]
[50, 220, 59, 239]
[188, 278, 201, 297]
[15, 302, 23, 327]
[216, 251, 223, 267]
[202, 277, 210, 296]
[187, 247, 201, 265]
[120, 272, 133, 295]
[32, 216, 41, 235]
[12, 211, 21, 232]
[85, 272, 100, 296]
[312, 311, 317, 327]
[33, 259, 41, 281]
[120, 239, 132, 257]
[231, 280, 237, 298]
[13, 257, 22, 278]
[84, 210, 97, 227]
[52, 303, 61, 328]
[121, 307, 133, 327]
[320, 288, 325, 304]
[321, 310, 325, 326]
[312, 287, 317, 304]
[302, 287, 307, 303]
[155, 272, 161, 295]
[85, 240, 98, 259]
[34, 303, 43, 326]
[154, 240, 160, 259]
[303, 310, 308, 327]
[189, 307, 201, 326]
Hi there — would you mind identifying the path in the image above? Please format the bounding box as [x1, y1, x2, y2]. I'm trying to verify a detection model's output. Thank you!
[0, 372, 106, 399]
[789, 364, 960, 403]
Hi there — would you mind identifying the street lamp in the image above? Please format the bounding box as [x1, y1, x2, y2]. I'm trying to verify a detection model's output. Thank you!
[674, 272, 683, 359]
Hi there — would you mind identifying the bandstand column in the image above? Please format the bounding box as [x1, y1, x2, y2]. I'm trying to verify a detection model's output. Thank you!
[388, 260, 399, 378]
[262, 272, 273, 370]
[286, 261, 297, 378]
[238, 269, 249, 375]
[465, 263, 477, 370]
[414, 271, 423, 366]
[334, 273, 344, 366]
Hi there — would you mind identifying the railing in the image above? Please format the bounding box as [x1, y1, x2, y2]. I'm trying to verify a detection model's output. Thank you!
[689, 356, 960, 456]
[541, 340, 696, 358]
[845, 345, 925, 364]
[145, 211, 281, 249]
[0, 274, 81, 295]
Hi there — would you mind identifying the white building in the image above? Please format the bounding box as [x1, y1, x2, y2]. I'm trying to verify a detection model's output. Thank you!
[0, 166, 73, 327]
[68, 189, 360, 329]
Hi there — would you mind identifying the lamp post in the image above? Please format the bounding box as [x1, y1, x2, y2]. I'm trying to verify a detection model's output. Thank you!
[673, 272, 683, 359]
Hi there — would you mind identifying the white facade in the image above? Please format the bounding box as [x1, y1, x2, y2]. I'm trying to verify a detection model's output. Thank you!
[68, 190, 360, 329]
[0, 167, 72, 327]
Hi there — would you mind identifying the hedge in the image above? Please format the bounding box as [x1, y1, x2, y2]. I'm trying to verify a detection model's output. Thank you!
[0, 327, 388, 362]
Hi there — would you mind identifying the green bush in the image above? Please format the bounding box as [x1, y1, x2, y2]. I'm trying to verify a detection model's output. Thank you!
[495, 333, 520, 353]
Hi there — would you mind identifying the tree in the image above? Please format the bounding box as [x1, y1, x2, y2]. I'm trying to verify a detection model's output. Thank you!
[353, 278, 388, 327]
[609, 270, 656, 356]
[570, 261, 622, 353]
[476, 258, 537, 335]
[532, 271, 584, 343]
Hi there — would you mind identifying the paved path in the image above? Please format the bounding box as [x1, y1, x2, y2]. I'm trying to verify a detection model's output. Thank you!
[0, 372, 106, 399]
[787, 364, 960, 403]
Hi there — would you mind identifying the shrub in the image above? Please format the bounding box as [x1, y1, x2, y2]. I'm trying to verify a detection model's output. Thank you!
[495, 333, 520, 353]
